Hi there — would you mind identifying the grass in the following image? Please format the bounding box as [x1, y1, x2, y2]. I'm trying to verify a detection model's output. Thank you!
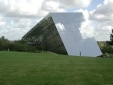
[0, 51, 113, 85]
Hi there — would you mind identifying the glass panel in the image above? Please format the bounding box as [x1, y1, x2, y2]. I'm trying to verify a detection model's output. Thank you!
[50, 13, 102, 57]
[23, 13, 102, 57]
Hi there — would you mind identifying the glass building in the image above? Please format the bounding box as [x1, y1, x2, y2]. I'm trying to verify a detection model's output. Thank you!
[22, 12, 102, 57]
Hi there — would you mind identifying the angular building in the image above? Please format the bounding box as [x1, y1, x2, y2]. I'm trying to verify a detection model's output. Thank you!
[22, 12, 102, 57]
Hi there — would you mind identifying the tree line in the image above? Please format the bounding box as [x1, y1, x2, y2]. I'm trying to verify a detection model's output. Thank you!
[0, 36, 40, 53]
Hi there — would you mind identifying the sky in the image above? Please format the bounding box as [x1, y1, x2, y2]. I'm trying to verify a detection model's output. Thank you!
[0, 0, 113, 41]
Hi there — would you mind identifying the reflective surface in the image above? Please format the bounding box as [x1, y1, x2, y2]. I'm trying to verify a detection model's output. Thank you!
[22, 12, 102, 57]
[22, 14, 67, 55]
[51, 13, 102, 57]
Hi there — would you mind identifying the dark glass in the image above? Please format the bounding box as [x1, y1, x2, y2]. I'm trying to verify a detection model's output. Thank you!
[22, 14, 67, 55]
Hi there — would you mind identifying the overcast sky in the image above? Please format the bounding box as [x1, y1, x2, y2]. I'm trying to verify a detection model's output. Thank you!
[0, 0, 112, 41]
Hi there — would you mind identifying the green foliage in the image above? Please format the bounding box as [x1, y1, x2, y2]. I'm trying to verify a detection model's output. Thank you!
[0, 37, 39, 52]
[97, 29, 113, 57]
[98, 41, 113, 54]
[0, 37, 10, 50]
[0, 51, 113, 85]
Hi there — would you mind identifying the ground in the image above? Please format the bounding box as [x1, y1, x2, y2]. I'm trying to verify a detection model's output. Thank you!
[0, 51, 113, 85]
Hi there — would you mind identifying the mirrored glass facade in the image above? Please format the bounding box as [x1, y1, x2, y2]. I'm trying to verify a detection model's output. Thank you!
[22, 13, 102, 57]
[22, 13, 67, 54]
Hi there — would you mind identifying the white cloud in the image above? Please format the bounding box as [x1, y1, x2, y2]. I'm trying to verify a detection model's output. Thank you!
[75, 9, 89, 20]
[41, 0, 92, 13]
[0, 0, 93, 40]
[90, 0, 113, 21]
[0, 22, 6, 29]
[55, 0, 91, 8]
[89, 0, 113, 41]
[0, 14, 6, 29]
[56, 23, 65, 32]
[74, 8, 112, 41]
[41, 0, 66, 12]
[79, 20, 94, 39]
[94, 25, 112, 41]
[75, 9, 95, 39]
[0, 18, 39, 40]
[0, 0, 92, 18]
[0, 0, 46, 18]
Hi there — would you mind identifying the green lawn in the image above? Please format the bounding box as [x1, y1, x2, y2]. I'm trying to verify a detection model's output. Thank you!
[0, 51, 113, 85]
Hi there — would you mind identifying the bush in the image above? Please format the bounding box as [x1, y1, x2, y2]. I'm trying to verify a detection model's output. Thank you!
[0, 37, 39, 53]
